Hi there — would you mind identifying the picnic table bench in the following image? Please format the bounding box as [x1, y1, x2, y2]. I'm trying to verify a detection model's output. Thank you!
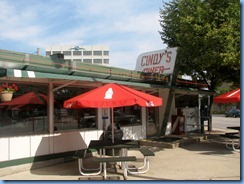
[220, 133, 240, 151]
[224, 132, 239, 136]
[73, 149, 102, 176]
[128, 147, 155, 174]
[93, 156, 137, 163]
[93, 156, 137, 179]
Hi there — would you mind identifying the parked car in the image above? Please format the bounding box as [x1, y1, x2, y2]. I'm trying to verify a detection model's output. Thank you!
[114, 111, 137, 124]
[225, 109, 240, 118]
[78, 115, 96, 128]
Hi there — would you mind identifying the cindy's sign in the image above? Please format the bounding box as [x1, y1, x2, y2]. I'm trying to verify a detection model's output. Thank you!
[135, 47, 177, 75]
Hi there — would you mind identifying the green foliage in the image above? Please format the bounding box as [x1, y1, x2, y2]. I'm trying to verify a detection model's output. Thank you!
[159, 0, 240, 90]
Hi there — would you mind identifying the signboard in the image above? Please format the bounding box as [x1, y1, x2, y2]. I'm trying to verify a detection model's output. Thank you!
[135, 47, 177, 75]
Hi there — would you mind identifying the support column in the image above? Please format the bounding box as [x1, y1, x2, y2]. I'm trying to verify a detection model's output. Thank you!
[160, 89, 174, 136]
[48, 82, 54, 134]
[199, 94, 204, 133]
[208, 95, 212, 131]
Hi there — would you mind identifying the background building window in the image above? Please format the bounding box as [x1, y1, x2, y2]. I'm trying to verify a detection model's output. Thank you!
[83, 59, 92, 63]
[103, 51, 109, 55]
[103, 59, 109, 64]
[73, 59, 82, 62]
[63, 51, 71, 56]
[83, 51, 92, 56]
[93, 59, 103, 64]
[46, 51, 51, 56]
[73, 51, 82, 56]
[93, 51, 102, 56]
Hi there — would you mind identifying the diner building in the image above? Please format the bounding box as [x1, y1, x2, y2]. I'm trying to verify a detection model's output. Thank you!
[0, 48, 213, 169]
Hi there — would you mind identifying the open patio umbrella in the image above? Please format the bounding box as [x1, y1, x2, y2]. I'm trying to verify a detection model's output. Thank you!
[64, 83, 163, 142]
[0, 92, 47, 106]
[214, 88, 240, 103]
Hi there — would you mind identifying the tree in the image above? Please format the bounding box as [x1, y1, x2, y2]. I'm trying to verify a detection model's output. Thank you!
[159, 0, 240, 91]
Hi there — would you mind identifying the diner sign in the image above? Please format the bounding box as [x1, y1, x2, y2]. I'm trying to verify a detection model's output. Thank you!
[135, 47, 177, 75]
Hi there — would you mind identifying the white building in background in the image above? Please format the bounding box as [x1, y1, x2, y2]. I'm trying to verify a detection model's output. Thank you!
[45, 45, 109, 65]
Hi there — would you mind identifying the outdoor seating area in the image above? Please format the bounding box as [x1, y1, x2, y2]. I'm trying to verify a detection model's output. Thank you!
[72, 139, 155, 180]
[0, 134, 240, 180]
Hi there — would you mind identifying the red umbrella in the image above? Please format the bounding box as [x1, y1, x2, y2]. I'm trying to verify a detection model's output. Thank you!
[64, 83, 162, 142]
[64, 83, 162, 108]
[214, 88, 240, 103]
[0, 92, 47, 106]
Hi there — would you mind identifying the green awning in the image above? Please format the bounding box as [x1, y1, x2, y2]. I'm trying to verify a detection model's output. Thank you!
[1, 68, 165, 89]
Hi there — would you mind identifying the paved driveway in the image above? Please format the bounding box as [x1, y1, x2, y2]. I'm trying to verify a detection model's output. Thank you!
[212, 114, 240, 131]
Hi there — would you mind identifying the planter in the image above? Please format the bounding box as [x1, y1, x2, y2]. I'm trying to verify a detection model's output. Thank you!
[0, 92, 13, 101]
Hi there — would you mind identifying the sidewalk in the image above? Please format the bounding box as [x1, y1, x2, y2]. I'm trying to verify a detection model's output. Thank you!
[0, 135, 240, 180]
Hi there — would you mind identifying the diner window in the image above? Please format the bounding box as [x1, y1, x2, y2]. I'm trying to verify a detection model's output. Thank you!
[0, 82, 48, 137]
[147, 92, 159, 125]
[175, 94, 198, 108]
[53, 86, 98, 131]
[147, 107, 159, 125]
[114, 105, 141, 127]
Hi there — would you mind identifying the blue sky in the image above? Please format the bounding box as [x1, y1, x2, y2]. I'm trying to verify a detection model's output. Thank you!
[0, 0, 167, 70]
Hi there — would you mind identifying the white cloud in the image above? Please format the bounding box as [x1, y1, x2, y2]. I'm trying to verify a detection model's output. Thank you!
[3, 26, 42, 40]
[74, 0, 132, 18]
[109, 37, 167, 70]
[0, 1, 42, 41]
[0, 0, 167, 70]
[30, 26, 90, 47]
[114, 12, 160, 34]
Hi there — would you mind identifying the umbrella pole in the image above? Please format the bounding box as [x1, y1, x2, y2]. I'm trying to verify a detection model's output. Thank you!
[111, 107, 115, 157]
[32, 112, 34, 133]
[111, 107, 114, 144]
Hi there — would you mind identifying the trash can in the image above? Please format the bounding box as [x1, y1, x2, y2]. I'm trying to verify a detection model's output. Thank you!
[104, 123, 123, 156]
[104, 123, 123, 140]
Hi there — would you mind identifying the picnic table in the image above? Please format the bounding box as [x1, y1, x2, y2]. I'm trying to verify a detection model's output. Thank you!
[89, 139, 139, 179]
[73, 139, 155, 179]
[227, 126, 240, 131]
[221, 126, 240, 151]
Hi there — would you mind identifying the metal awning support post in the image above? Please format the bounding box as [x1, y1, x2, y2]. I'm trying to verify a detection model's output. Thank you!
[208, 95, 212, 131]
[48, 82, 54, 134]
[198, 94, 203, 133]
